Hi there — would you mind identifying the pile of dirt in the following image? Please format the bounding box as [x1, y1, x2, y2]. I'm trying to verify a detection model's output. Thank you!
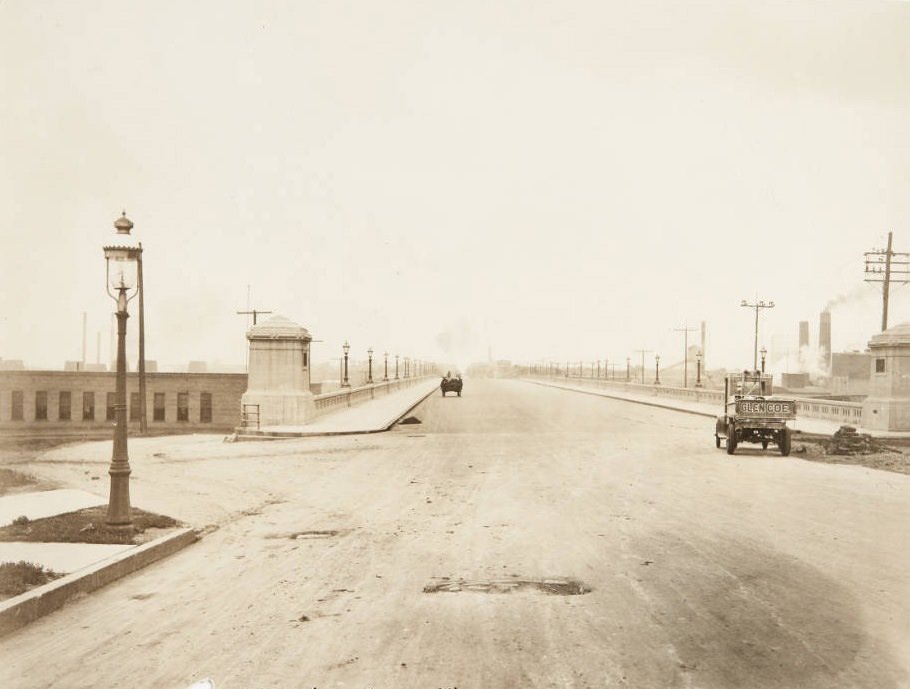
[825, 426, 889, 455]
[795, 429, 910, 475]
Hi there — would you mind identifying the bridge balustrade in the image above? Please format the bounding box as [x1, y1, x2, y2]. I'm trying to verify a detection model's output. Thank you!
[526, 374, 864, 425]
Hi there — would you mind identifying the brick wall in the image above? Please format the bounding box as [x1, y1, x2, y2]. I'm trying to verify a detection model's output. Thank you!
[0, 371, 247, 434]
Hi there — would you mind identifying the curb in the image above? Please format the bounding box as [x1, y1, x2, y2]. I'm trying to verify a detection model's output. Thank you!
[377, 384, 441, 431]
[0, 527, 198, 638]
[525, 380, 886, 442]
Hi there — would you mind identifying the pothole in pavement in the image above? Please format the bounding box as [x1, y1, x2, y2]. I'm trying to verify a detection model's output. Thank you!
[289, 530, 340, 540]
[265, 529, 343, 540]
[423, 576, 592, 596]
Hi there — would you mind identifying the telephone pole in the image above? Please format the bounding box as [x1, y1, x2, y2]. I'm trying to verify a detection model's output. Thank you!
[673, 323, 698, 388]
[634, 349, 652, 384]
[740, 299, 775, 371]
[865, 231, 910, 331]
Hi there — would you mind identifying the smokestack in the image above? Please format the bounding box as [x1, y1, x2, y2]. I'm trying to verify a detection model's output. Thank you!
[799, 321, 809, 350]
[701, 321, 706, 373]
[819, 311, 832, 370]
[81, 312, 87, 370]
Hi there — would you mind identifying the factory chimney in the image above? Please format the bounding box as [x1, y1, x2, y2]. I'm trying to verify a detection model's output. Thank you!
[819, 311, 832, 370]
[799, 321, 809, 350]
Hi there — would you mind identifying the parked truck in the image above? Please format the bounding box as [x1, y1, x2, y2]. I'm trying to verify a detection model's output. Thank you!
[715, 371, 796, 456]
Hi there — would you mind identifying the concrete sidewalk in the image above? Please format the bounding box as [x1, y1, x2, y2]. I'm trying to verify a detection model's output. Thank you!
[0, 376, 442, 636]
[237, 377, 441, 438]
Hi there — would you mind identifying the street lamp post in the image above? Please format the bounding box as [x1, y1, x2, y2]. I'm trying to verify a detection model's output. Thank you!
[760, 346, 767, 374]
[342, 341, 351, 387]
[383, 351, 389, 381]
[103, 212, 141, 529]
[654, 354, 661, 385]
[696, 352, 704, 387]
[367, 348, 374, 384]
[395, 354, 400, 379]
[626, 357, 631, 382]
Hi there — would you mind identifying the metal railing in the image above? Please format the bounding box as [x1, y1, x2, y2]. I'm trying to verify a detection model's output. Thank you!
[240, 403, 261, 430]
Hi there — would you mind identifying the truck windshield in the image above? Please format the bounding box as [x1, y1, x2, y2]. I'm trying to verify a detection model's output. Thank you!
[735, 379, 763, 396]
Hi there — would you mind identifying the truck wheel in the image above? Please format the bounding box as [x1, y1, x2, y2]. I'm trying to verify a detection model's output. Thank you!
[726, 434, 737, 455]
[779, 428, 791, 456]
[761, 440, 769, 450]
[457, 391, 461, 397]
[715, 434, 721, 449]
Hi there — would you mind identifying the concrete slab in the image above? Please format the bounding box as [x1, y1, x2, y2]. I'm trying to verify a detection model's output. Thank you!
[0, 542, 132, 574]
[0, 489, 105, 527]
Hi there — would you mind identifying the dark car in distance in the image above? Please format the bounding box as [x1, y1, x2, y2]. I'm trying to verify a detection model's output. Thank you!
[440, 373, 463, 397]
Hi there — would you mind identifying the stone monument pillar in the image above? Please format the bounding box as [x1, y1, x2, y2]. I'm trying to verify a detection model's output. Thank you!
[862, 322, 910, 431]
[241, 315, 315, 427]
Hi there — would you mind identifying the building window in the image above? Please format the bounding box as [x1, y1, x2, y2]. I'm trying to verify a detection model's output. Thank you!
[154, 393, 166, 421]
[303, 351, 308, 368]
[130, 392, 141, 421]
[200, 392, 212, 423]
[106, 392, 116, 421]
[59, 391, 71, 421]
[83, 392, 95, 421]
[11, 391, 23, 421]
[177, 392, 189, 421]
[875, 358, 886, 373]
[35, 391, 48, 421]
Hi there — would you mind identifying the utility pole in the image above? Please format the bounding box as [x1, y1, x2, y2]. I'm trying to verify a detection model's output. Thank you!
[137, 243, 147, 435]
[236, 308, 273, 326]
[634, 349, 652, 384]
[865, 231, 910, 331]
[741, 299, 775, 371]
[673, 322, 698, 388]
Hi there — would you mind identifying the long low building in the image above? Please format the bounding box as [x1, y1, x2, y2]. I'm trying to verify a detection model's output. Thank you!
[0, 370, 248, 434]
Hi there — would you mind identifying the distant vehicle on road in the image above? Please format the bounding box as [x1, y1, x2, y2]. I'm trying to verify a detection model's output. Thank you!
[714, 370, 796, 456]
[440, 372, 463, 397]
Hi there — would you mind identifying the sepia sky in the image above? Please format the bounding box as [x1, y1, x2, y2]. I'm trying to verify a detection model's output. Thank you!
[2, 0, 910, 374]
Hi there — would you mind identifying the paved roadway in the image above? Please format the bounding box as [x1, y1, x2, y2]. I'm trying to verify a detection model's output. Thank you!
[2, 379, 908, 689]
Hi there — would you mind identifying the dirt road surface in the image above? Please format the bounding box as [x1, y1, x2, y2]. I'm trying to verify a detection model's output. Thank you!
[1, 379, 908, 688]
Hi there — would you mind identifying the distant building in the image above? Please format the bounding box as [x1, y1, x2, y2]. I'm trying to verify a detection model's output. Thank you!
[0, 370, 247, 434]
[831, 352, 871, 396]
[781, 372, 810, 389]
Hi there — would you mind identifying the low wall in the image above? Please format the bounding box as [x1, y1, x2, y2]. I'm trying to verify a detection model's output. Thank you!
[530, 375, 864, 426]
[312, 376, 431, 418]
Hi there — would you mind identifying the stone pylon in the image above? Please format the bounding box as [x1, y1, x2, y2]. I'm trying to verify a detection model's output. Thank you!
[240, 315, 315, 427]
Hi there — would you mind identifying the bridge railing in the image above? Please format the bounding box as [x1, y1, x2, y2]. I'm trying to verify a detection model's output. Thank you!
[525, 374, 864, 425]
[312, 376, 431, 418]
